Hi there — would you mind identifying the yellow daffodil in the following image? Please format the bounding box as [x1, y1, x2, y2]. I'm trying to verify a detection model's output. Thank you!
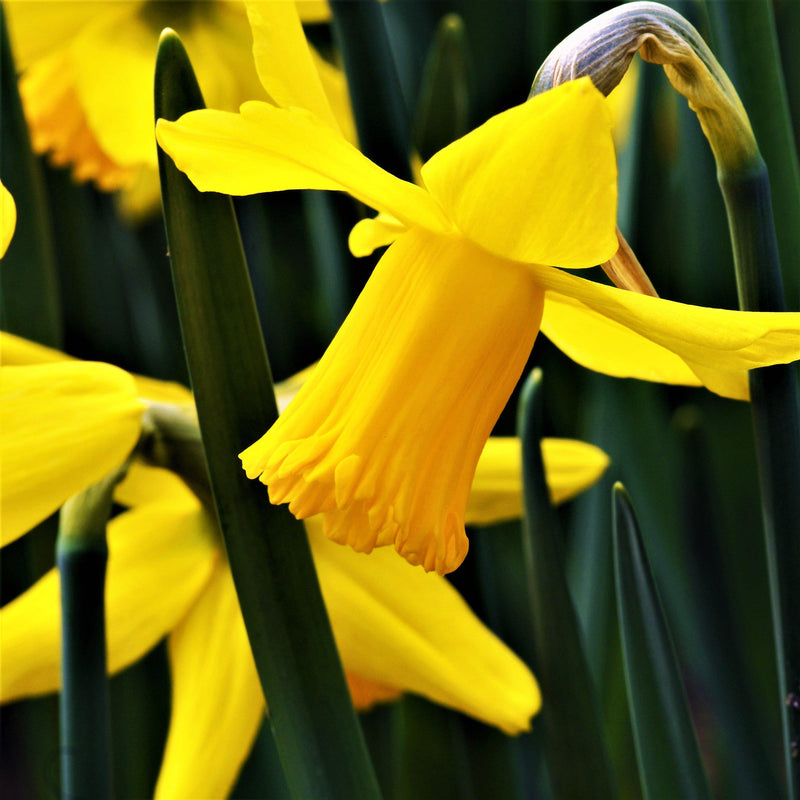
[0, 180, 16, 256]
[4, 0, 349, 216]
[156, 1, 800, 575]
[0, 359, 145, 547]
[1, 332, 609, 797]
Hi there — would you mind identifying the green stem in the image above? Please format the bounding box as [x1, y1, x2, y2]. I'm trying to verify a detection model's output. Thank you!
[703, 0, 800, 310]
[57, 540, 112, 800]
[719, 157, 800, 799]
[57, 468, 128, 800]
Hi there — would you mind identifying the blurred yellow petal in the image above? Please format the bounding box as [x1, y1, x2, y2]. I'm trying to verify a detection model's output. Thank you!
[1, 331, 71, 365]
[241, 229, 544, 574]
[465, 437, 610, 525]
[1, 362, 145, 547]
[607, 56, 640, 150]
[156, 103, 450, 234]
[245, 0, 337, 128]
[4, 1, 107, 70]
[155, 562, 263, 800]
[133, 374, 193, 405]
[115, 463, 196, 509]
[1, 501, 217, 703]
[534, 264, 800, 400]
[19, 47, 133, 190]
[420, 78, 618, 267]
[1, 181, 16, 257]
[309, 519, 540, 733]
[542, 438, 611, 504]
[69, 6, 157, 170]
[348, 212, 406, 258]
[346, 674, 402, 710]
[296, 0, 331, 24]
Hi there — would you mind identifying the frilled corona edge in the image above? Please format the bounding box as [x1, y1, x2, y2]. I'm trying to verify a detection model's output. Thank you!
[241, 228, 545, 575]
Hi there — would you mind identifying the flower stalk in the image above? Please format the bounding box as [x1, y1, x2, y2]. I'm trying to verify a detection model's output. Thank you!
[533, 3, 800, 793]
[57, 463, 130, 800]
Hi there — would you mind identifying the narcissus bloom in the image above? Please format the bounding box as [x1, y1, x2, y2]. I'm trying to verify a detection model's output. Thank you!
[4, 0, 349, 214]
[157, 1, 800, 574]
[1, 333, 608, 797]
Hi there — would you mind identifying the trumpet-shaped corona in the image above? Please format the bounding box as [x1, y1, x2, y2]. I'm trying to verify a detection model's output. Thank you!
[242, 230, 545, 574]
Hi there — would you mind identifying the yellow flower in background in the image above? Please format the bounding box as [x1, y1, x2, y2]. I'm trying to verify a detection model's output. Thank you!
[1, 332, 611, 797]
[0, 180, 16, 257]
[0, 359, 145, 547]
[4, 0, 348, 216]
[157, 1, 800, 574]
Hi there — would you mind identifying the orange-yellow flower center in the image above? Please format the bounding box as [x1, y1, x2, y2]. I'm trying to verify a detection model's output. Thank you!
[241, 228, 545, 574]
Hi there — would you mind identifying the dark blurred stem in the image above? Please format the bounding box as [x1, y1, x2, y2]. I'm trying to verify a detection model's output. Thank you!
[719, 156, 800, 799]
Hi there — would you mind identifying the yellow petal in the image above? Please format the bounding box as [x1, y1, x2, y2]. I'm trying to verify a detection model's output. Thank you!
[309, 519, 540, 733]
[0, 330, 192, 405]
[1, 362, 145, 547]
[465, 436, 610, 525]
[1, 180, 16, 257]
[241, 229, 544, 574]
[348, 212, 406, 258]
[156, 103, 450, 234]
[607, 56, 640, 150]
[534, 264, 800, 400]
[19, 47, 132, 190]
[132, 374, 193, 405]
[1, 331, 71, 365]
[542, 437, 611, 504]
[420, 78, 618, 267]
[296, 0, 331, 24]
[68, 5, 157, 169]
[155, 562, 263, 800]
[245, 0, 338, 128]
[4, 0, 106, 70]
[1, 501, 218, 703]
[115, 462, 197, 509]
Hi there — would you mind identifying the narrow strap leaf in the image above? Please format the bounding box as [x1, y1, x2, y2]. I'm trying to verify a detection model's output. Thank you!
[329, 0, 412, 181]
[412, 13, 471, 162]
[613, 483, 712, 800]
[154, 30, 380, 800]
[517, 369, 616, 798]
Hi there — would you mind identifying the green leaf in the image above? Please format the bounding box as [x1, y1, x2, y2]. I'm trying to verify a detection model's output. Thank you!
[412, 13, 471, 162]
[672, 407, 782, 798]
[613, 484, 712, 800]
[329, 0, 412, 181]
[517, 369, 616, 799]
[154, 30, 380, 800]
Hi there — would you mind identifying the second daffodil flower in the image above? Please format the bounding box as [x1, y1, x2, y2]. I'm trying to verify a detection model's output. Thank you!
[1, 332, 611, 798]
[157, 1, 800, 574]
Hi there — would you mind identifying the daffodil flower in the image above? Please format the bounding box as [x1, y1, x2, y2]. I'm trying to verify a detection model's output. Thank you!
[4, 0, 350, 215]
[156, 1, 800, 575]
[1, 332, 609, 797]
